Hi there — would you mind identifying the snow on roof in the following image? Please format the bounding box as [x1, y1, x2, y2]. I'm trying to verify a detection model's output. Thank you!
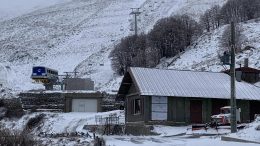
[129, 67, 260, 100]
[23, 90, 100, 94]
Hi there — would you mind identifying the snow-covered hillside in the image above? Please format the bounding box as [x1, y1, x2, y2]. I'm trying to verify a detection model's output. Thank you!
[168, 20, 260, 72]
[0, 0, 229, 92]
[0, 0, 71, 22]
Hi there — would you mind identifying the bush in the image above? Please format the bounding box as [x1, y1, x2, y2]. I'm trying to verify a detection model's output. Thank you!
[0, 127, 40, 146]
[3, 98, 24, 118]
[26, 113, 46, 130]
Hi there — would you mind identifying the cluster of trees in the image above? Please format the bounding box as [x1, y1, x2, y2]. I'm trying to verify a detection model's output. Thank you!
[110, 15, 202, 75]
[110, 34, 159, 75]
[111, 0, 260, 75]
[200, 0, 260, 51]
[148, 15, 202, 58]
[200, 5, 221, 32]
[200, 0, 260, 32]
[221, 0, 260, 24]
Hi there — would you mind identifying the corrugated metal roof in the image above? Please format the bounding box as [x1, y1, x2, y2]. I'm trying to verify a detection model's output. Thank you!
[129, 67, 260, 100]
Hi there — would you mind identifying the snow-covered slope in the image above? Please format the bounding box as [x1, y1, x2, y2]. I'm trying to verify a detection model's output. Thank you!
[0, 0, 146, 91]
[0, 0, 229, 92]
[168, 20, 260, 72]
[0, 0, 71, 22]
[229, 116, 260, 143]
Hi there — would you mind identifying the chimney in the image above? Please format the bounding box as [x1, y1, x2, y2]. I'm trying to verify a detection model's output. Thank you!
[244, 58, 249, 67]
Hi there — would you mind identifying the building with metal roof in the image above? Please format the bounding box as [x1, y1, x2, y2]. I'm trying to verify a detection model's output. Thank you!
[118, 67, 260, 126]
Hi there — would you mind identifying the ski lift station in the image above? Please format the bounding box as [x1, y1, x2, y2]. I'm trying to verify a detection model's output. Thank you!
[20, 66, 102, 113]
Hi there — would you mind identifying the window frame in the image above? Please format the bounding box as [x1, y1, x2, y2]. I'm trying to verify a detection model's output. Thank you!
[133, 98, 142, 115]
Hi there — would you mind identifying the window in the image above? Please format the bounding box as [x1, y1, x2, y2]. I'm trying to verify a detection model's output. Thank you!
[134, 99, 141, 114]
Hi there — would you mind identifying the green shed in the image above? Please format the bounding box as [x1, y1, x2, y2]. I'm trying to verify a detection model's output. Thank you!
[117, 67, 260, 125]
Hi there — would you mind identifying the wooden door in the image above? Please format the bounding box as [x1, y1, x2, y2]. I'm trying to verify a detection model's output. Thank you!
[190, 100, 203, 123]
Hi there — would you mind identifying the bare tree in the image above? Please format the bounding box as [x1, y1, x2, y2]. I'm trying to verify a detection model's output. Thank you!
[110, 34, 153, 75]
[200, 5, 221, 32]
[200, 9, 211, 32]
[220, 24, 244, 52]
[220, 0, 260, 24]
[211, 5, 221, 29]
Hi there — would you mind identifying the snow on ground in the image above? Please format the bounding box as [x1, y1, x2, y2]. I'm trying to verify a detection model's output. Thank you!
[2, 110, 260, 146]
[229, 116, 260, 143]
[1, 110, 124, 145]
[39, 110, 124, 135]
[152, 125, 188, 136]
[104, 135, 259, 146]
[0, 0, 71, 22]
[168, 20, 260, 72]
[0, 87, 17, 99]
[105, 122, 258, 146]
[2, 110, 124, 134]
[168, 26, 227, 71]
[153, 125, 230, 136]
[176, 0, 228, 21]
[255, 82, 260, 88]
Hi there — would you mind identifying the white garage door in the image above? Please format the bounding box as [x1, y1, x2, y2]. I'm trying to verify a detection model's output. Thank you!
[72, 99, 97, 112]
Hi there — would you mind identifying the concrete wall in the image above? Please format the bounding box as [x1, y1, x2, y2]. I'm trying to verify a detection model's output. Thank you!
[64, 78, 94, 90]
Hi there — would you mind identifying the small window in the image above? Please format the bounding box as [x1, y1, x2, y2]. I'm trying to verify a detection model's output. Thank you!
[134, 99, 141, 115]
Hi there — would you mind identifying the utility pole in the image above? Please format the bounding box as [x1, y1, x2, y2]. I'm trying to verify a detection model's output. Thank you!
[130, 8, 141, 36]
[230, 21, 237, 133]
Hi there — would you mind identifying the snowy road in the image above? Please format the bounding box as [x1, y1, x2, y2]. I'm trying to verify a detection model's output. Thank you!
[105, 135, 259, 146]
